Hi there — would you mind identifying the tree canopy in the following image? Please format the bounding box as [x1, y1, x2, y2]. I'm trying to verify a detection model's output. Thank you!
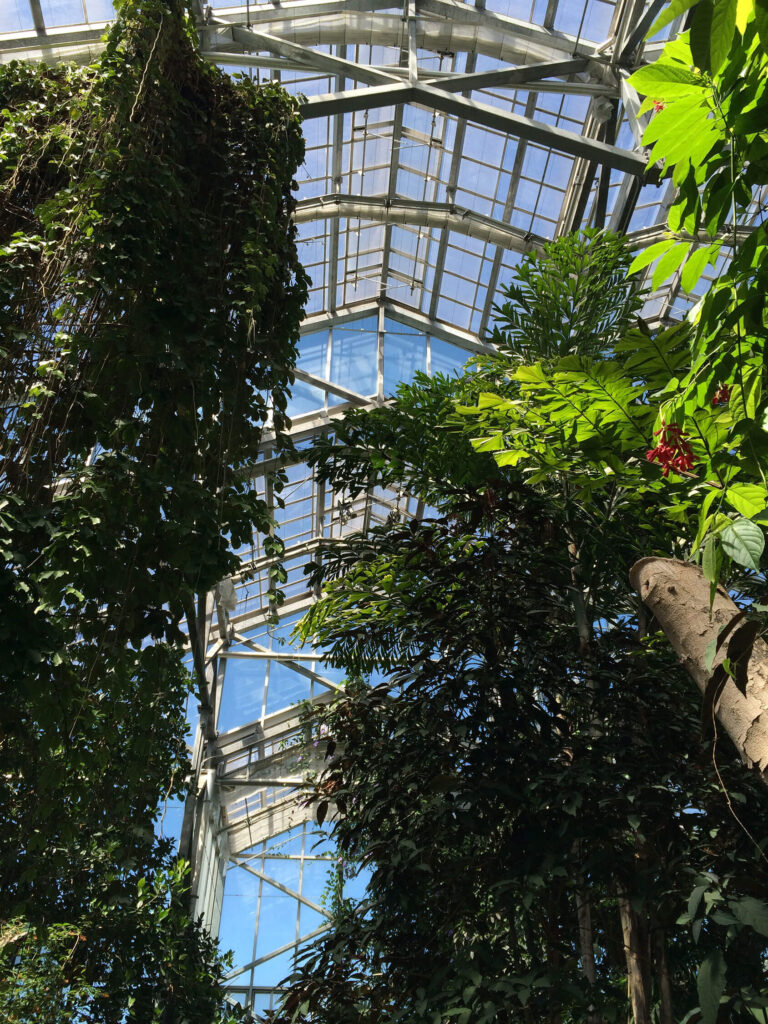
[264, 227, 768, 1024]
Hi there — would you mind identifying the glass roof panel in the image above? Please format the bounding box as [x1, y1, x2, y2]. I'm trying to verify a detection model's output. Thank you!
[1, 0, 36, 31]
[40, 0, 84, 26]
[86, 0, 115, 17]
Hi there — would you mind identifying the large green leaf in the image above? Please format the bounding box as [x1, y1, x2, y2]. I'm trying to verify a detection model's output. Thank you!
[702, 534, 721, 584]
[697, 949, 727, 1024]
[731, 895, 768, 936]
[629, 61, 706, 100]
[652, 241, 692, 290]
[691, 0, 716, 70]
[643, 95, 717, 167]
[648, 0, 701, 36]
[724, 482, 768, 518]
[736, 0, 753, 33]
[689, 0, 738, 72]
[628, 239, 676, 276]
[721, 517, 765, 570]
[710, 0, 739, 70]
[680, 243, 721, 293]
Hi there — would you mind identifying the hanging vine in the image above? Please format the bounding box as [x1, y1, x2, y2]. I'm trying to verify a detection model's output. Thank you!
[0, 0, 306, 1017]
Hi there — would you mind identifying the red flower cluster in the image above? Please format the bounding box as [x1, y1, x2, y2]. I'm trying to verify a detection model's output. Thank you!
[646, 423, 696, 477]
[652, 100, 665, 112]
[712, 383, 732, 406]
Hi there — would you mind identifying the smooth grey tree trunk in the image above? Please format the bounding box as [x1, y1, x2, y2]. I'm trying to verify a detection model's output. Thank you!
[630, 557, 768, 782]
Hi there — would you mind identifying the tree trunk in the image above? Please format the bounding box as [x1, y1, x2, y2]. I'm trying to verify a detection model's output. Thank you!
[576, 883, 602, 1024]
[630, 557, 768, 781]
[617, 891, 651, 1024]
[544, 891, 564, 1024]
[575, 885, 597, 985]
[653, 927, 674, 1024]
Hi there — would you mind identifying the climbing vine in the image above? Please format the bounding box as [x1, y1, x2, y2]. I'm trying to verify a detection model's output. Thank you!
[0, 0, 306, 1017]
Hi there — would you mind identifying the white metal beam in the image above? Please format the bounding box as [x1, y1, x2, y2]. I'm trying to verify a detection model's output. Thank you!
[413, 83, 649, 177]
[421, 56, 592, 93]
[226, 22, 400, 86]
[295, 194, 541, 253]
[225, 926, 330, 980]
[293, 366, 372, 404]
[302, 82, 650, 176]
[477, 89, 538, 339]
[209, 5, 602, 63]
[231, 859, 332, 918]
[205, 51, 615, 93]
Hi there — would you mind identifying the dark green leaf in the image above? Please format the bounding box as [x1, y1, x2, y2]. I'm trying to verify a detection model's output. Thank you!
[691, 0, 715, 71]
[731, 896, 768, 936]
[757, 0, 768, 51]
[697, 949, 727, 1024]
[710, 0, 738, 71]
[702, 533, 720, 585]
[721, 517, 765, 570]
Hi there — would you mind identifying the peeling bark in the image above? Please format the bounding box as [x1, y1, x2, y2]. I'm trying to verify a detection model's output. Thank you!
[630, 557, 768, 782]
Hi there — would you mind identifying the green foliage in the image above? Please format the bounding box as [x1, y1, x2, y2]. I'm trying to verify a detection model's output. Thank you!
[268, 228, 768, 1024]
[621, 0, 768, 574]
[306, 370, 507, 515]
[458, 236, 704, 541]
[0, 0, 306, 1017]
[1, 862, 235, 1024]
[487, 229, 643, 364]
[461, 225, 768, 585]
[271, 371, 768, 1024]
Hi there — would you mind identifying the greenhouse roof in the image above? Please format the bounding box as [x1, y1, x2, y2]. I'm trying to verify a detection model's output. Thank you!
[1, 0, 707, 345]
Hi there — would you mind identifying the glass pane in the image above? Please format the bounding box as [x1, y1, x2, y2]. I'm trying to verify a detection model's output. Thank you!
[84, 0, 114, 18]
[383, 329, 426, 395]
[39, 0, 85, 27]
[0, 0, 35, 30]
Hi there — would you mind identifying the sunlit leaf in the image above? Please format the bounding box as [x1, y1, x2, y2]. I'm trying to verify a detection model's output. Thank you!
[629, 61, 705, 100]
[721, 517, 765, 570]
[627, 239, 676, 275]
[736, 0, 754, 33]
[724, 482, 768, 518]
[648, 0, 700, 36]
[680, 242, 721, 293]
[652, 241, 691, 290]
